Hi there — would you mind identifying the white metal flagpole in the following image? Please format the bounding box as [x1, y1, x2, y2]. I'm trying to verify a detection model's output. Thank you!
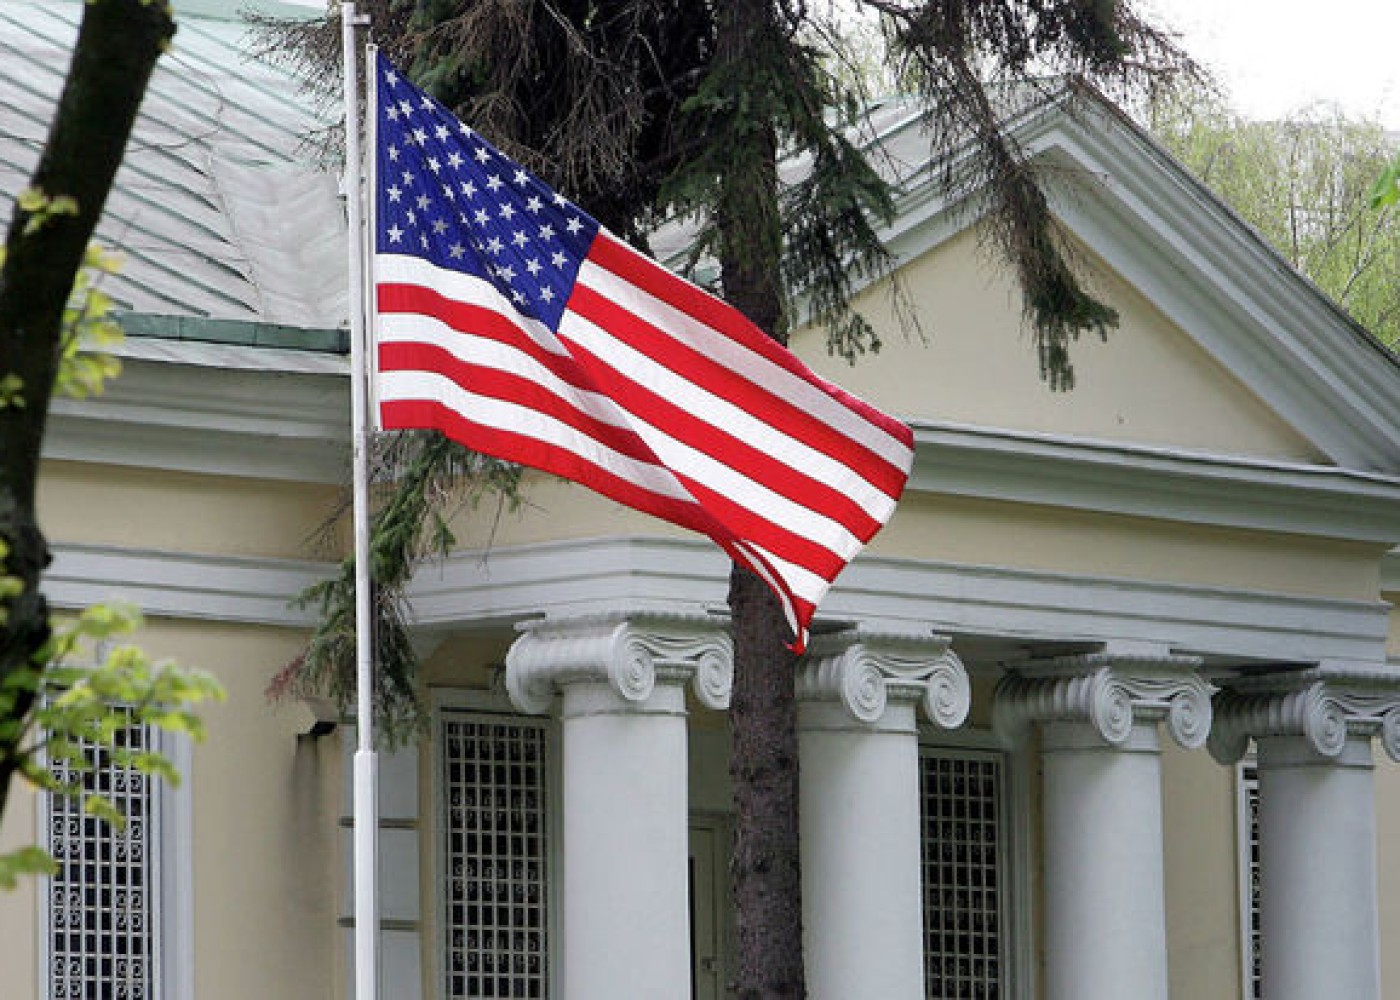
[340, 3, 379, 999]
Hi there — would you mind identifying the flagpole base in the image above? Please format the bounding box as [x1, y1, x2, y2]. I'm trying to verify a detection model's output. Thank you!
[353, 748, 380, 1000]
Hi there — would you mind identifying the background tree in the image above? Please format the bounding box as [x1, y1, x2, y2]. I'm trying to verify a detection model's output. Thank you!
[1151, 92, 1400, 347]
[0, 0, 177, 824]
[263, 2, 1198, 996]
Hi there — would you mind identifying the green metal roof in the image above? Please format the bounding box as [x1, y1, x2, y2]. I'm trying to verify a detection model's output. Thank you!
[0, 0, 347, 349]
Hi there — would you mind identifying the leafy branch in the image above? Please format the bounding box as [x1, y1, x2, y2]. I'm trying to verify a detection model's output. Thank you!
[0, 600, 224, 890]
[268, 432, 522, 747]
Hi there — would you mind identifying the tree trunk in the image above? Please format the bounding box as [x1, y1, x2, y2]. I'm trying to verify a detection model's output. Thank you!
[0, 0, 174, 819]
[713, 2, 806, 997]
[728, 566, 804, 1000]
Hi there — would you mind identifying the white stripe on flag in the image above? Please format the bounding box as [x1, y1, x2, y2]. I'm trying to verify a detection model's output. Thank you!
[557, 306, 899, 521]
[377, 368, 695, 503]
[578, 249, 913, 471]
[377, 311, 635, 433]
[379, 252, 871, 568]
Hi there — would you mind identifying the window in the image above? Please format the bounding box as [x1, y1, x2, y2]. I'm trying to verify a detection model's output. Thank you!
[919, 739, 1031, 1000]
[439, 708, 551, 999]
[920, 748, 1005, 999]
[1237, 759, 1261, 1000]
[42, 712, 189, 1000]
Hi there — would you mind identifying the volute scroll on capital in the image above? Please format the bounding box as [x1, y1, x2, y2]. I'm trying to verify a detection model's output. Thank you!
[1209, 680, 1400, 765]
[993, 653, 1211, 750]
[795, 633, 971, 729]
[505, 615, 734, 715]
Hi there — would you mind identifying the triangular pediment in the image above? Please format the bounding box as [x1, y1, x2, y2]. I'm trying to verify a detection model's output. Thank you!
[799, 226, 1327, 465]
[793, 88, 1400, 476]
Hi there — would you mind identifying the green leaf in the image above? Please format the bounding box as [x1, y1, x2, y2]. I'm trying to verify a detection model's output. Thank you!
[0, 846, 58, 891]
[1371, 154, 1400, 209]
[81, 794, 126, 829]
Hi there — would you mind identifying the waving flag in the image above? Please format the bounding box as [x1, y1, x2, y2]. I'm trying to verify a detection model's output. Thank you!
[370, 53, 913, 651]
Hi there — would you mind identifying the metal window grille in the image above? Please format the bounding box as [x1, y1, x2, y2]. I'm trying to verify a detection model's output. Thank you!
[920, 748, 1004, 1000]
[440, 711, 550, 999]
[1239, 760, 1262, 1000]
[45, 714, 160, 1000]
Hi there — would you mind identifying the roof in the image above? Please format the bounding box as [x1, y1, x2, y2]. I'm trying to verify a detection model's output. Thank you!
[10, 9, 1400, 472]
[0, 0, 346, 336]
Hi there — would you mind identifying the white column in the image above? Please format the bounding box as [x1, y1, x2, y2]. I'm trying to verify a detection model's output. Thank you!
[796, 633, 971, 1000]
[505, 615, 732, 1000]
[995, 653, 1211, 1000]
[1211, 679, 1400, 1000]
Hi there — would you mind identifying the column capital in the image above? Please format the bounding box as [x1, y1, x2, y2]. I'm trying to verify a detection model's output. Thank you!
[994, 652, 1210, 750]
[1209, 676, 1400, 765]
[796, 631, 970, 730]
[505, 613, 733, 715]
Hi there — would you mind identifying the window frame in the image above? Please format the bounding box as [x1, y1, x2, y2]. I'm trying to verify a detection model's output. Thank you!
[916, 725, 1035, 1000]
[36, 718, 193, 1000]
[1236, 755, 1261, 1000]
[431, 687, 561, 1000]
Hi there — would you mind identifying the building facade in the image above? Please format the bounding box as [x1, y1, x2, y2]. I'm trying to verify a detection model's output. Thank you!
[4, 2, 1400, 999]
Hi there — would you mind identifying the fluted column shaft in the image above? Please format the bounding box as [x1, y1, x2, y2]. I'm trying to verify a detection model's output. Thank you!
[796, 633, 970, 1000]
[506, 615, 732, 1000]
[1211, 680, 1400, 1000]
[995, 654, 1210, 1000]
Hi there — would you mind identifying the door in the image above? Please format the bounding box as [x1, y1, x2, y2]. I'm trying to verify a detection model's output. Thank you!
[689, 817, 732, 1000]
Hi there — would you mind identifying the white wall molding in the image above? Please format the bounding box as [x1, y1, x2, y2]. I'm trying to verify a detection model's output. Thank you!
[43, 354, 350, 483]
[41, 535, 1393, 668]
[912, 420, 1400, 544]
[854, 88, 1400, 472]
[412, 536, 1390, 665]
[46, 541, 330, 627]
[1036, 106, 1400, 472]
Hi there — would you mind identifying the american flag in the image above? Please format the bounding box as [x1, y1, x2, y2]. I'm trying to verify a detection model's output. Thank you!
[370, 52, 914, 651]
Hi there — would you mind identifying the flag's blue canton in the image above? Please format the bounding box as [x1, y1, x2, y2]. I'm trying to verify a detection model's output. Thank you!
[374, 54, 601, 331]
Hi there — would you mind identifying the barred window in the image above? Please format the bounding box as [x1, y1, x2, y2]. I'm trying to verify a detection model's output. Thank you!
[44, 715, 161, 1000]
[920, 747, 1006, 1000]
[440, 710, 550, 999]
[1238, 760, 1261, 1000]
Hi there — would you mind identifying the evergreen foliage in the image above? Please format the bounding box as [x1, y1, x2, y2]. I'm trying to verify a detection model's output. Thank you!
[268, 432, 520, 745]
[259, 3, 1201, 995]
[865, 0, 1201, 387]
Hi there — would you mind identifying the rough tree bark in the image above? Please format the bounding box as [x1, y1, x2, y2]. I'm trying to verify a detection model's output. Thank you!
[713, 2, 807, 997]
[0, 0, 175, 820]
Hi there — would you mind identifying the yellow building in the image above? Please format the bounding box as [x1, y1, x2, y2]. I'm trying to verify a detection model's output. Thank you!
[3, 2, 1400, 999]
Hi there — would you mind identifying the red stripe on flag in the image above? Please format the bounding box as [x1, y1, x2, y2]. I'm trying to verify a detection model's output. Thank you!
[557, 332, 886, 542]
[567, 278, 908, 500]
[378, 283, 587, 391]
[671, 473, 849, 582]
[379, 399, 738, 543]
[585, 233, 915, 449]
[376, 339, 659, 467]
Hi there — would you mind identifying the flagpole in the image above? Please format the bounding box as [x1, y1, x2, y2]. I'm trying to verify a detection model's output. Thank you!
[341, 4, 379, 999]
[364, 42, 381, 429]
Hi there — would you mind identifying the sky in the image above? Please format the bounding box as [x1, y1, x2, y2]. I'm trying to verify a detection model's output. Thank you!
[284, 1, 1400, 129]
[1144, 0, 1400, 128]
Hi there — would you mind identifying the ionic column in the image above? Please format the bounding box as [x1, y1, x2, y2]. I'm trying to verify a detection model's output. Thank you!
[994, 652, 1211, 1000]
[1211, 678, 1400, 1000]
[506, 614, 732, 1000]
[796, 632, 971, 1000]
